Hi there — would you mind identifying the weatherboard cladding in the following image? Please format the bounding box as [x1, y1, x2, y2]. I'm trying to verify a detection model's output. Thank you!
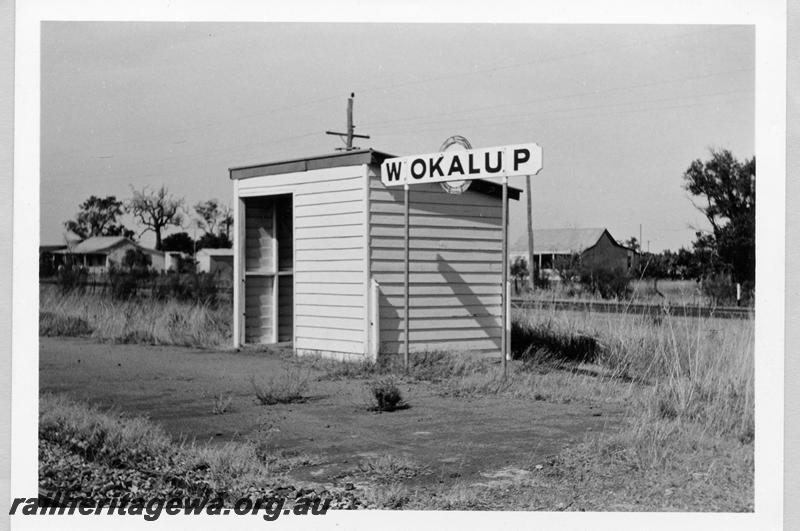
[367, 164, 505, 355]
[237, 164, 368, 354]
[234, 151, 518, 358]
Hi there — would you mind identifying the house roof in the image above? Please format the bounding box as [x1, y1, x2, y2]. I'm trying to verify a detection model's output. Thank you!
[229, 148, 521, 200]
[55, 236, 161, 256]
[510, 228, 622, 255]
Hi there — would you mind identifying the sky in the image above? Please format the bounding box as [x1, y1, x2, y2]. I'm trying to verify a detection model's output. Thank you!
[40, 22, 754, 251]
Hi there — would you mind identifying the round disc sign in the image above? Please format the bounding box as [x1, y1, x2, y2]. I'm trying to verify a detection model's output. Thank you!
[438, 135, 473, 195]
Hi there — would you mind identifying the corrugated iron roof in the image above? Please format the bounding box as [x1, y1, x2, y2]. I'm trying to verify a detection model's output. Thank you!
[55, 236, 161, 255]
[66, 236, 130, 254]
[510, 228, 613, 255]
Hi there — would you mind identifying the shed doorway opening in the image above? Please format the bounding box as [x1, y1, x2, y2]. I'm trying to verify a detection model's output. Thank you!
[243, 194, 293, 345]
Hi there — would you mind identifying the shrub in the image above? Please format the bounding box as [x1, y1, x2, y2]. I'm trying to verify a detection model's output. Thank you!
[107, 266, 143, 300]
[701, 273, 737, 305]
[367, 377, 407, 412]
[56, 263, 87, 293]
[578, 264, 631, 299]
[39, 253, 57, 278]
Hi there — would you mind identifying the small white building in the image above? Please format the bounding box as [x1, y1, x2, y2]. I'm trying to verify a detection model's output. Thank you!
[195, 248, 234, 275]
[230, 149, 520, 361]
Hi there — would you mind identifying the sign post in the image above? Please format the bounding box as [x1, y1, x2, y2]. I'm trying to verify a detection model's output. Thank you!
[403, 183, 410, 371]
[381, 142, 542, 372]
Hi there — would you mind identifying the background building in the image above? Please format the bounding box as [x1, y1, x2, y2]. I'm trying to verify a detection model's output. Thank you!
[510, 228, 637, 280]
[195, 248, 234, 276]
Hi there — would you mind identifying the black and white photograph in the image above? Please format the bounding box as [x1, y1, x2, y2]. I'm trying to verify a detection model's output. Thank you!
[5, 1, 788, 529]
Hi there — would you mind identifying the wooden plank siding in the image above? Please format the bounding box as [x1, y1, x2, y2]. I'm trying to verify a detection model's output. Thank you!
[367, 165, 503, 355]
[245, 275, 274, 343]
[236, 166, 368, 355]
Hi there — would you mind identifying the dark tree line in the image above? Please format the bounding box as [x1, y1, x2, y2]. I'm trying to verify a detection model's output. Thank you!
[62, 187, 232, 252]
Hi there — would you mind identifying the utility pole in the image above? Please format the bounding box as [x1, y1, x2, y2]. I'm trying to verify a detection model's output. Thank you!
[526, 175, 535, 292]
[639, 224, 643, 252]
[326, 93, 371, 151]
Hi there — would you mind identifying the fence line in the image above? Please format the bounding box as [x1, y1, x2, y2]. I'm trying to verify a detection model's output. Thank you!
[512, 298, 752, 320]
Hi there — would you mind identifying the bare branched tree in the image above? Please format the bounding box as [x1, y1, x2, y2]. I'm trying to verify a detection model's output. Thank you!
[194, 199, 234, 239]
[127, 185, 184, 250]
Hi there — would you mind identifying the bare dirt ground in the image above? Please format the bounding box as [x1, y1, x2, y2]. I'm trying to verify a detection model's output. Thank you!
[39, 337, 622, 490]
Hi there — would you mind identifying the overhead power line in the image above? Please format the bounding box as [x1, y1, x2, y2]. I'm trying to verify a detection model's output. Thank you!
[46, 27, 720, 158]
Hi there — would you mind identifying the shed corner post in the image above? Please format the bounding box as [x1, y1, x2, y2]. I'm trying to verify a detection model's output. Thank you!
[501, 175, 509, 378]
[364, 164, 379, 363]
[233, 187, 246, 348]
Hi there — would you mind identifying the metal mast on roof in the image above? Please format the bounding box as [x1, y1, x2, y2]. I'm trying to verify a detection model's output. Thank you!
[326, 93, 371, 151]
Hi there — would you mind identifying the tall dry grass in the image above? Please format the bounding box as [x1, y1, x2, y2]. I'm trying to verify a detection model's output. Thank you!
[513, 306, 754, 441]
[39, 285, 231, 348]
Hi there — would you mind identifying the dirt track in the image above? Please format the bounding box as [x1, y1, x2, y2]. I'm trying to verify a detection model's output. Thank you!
[39, 337, 622, 487]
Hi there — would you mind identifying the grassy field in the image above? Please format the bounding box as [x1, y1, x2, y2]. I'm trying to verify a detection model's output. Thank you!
[38, 287, 754, 510]
[39, 284, 230, 347]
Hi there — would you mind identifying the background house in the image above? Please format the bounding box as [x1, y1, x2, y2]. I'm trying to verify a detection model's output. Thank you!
[52, 236, 165, 274]
[195, 248, 233, 276]
[510, 228, 637, 280]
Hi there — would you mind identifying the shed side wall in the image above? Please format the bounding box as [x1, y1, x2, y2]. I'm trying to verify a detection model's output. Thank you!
[367, 165, 503, 355]
[237, 166, 367, 355]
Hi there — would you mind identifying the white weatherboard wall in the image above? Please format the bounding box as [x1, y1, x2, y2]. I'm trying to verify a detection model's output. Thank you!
[236, 165, 368, 357]
[367, 165, 504, 355]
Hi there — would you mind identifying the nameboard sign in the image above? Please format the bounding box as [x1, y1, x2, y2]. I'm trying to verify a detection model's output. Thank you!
[380, 143, 542, 187]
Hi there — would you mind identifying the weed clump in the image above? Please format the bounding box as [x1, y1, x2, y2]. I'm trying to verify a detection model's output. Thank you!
[367, 377, 407, 412]
[211, 393, 233, 415]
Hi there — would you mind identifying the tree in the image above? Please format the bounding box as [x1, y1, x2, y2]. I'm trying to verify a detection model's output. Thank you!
[194, 199, 233, 238]
[161, 232, 195, 254]
[128, 185, 184, 251]
[196, 232, 232, 250]
[683, 149, 755, 284]
[64, 195, 134, 239]
[623, 237, 640, 252]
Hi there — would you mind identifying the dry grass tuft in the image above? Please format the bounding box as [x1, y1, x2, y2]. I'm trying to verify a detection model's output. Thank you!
[250, 367, 310, 405]
[358, 454, 427, 481]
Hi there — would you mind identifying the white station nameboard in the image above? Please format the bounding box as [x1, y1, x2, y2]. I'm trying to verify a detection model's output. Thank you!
[381, 142, 542, 187]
